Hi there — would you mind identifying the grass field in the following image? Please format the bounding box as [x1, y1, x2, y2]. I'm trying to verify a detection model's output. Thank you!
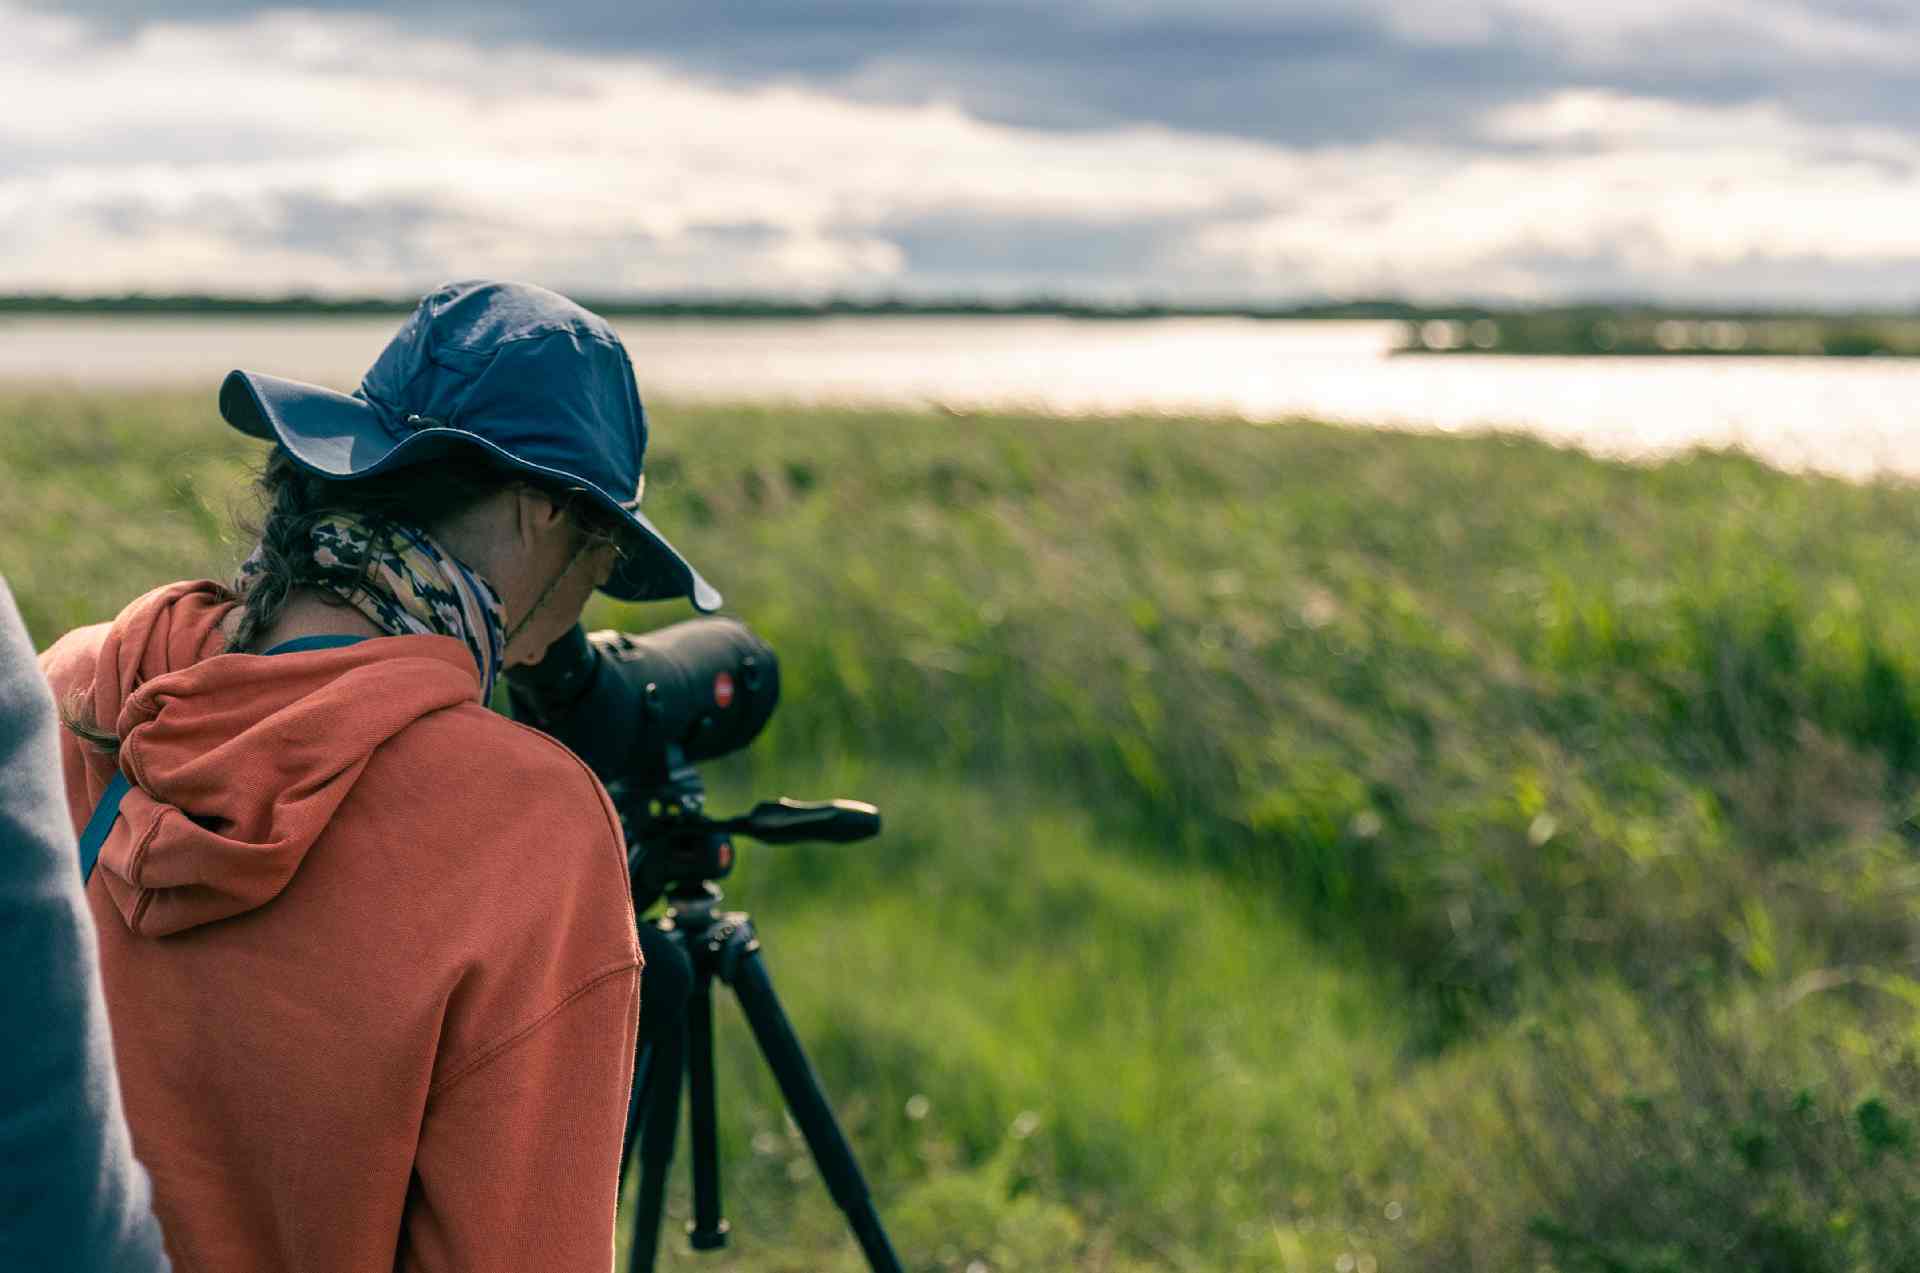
[10, 388, 1920, 1271]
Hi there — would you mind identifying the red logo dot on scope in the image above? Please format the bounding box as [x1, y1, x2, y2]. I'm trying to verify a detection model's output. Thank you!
[713, 671, 735, 709]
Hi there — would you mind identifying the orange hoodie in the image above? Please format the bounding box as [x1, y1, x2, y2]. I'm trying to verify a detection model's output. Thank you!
[40, 581, 641, 1273]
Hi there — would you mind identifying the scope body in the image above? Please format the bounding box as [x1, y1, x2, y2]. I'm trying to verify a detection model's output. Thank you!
[506, 619, 780, 787]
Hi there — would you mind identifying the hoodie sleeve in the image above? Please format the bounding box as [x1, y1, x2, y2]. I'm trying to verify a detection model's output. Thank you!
[0, 579, 172, 1273]
[399, 963, 640, 1273]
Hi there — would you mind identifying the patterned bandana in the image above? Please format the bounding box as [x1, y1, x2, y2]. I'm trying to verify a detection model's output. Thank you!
[237, 513, 507, 702]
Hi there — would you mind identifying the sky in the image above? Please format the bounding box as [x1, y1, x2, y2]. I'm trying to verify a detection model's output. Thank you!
[7, 0, 1920, 306]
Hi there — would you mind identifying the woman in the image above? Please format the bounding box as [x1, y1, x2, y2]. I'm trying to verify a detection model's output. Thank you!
[39, 280, 721, 1272]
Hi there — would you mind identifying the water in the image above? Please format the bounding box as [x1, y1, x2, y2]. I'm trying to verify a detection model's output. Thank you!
[5, 314, 1918, 480]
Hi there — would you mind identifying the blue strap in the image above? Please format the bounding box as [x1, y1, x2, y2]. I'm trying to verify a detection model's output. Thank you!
[75, 771, 131, 885]
[74, 634, 368, 883]
[254, 634, 370, 656]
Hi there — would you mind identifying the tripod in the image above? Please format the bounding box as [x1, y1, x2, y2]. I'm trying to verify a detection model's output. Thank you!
[613, 768, 904, 1273]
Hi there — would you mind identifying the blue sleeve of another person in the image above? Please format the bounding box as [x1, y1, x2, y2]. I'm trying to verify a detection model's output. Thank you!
[0, 577, 170, 1273]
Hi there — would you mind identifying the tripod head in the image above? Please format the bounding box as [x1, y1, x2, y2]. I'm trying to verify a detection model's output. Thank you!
[609, 751, 880, 912]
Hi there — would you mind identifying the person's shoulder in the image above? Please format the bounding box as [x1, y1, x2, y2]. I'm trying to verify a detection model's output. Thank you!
[365, 706, 639, 1087]
[362, 704, 637, 972]
[397, 702, 608, 790]
[371, 702, 628, 875]
[36, 621, 110, 697]
[36, 578, 217, 691]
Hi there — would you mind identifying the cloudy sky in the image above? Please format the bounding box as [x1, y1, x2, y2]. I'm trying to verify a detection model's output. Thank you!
[8, 0, 1920, 305]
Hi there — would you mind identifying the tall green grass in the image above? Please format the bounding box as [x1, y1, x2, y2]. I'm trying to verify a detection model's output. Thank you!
[10, 388, 1920, 1269]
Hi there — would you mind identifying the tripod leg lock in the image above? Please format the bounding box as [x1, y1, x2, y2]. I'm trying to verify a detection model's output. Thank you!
[708, 912, 761, 983]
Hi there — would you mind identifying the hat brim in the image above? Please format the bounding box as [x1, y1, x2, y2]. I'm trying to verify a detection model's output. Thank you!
[220, 369, 721, 611]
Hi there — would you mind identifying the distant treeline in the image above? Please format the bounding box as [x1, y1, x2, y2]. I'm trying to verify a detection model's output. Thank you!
[1398, 308, 1920, 357]
[7, 294, 1920, 353]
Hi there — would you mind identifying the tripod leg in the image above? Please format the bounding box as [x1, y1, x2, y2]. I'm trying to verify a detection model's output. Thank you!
[628, 922, 696, 1273]
[629, 1023, 684, 1273]
[726, 946, 905, 1273]
[684, 973, 731, 1249]
[620, 1043, 653, 1194]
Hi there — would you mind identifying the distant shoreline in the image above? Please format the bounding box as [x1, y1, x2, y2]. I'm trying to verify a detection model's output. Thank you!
[6, 296, 1920, 355]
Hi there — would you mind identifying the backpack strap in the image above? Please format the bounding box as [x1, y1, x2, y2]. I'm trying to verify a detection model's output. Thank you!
[74, 634, 368, 883]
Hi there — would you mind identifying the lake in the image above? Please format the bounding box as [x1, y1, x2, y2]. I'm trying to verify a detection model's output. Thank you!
[5, 314, 1919, 481]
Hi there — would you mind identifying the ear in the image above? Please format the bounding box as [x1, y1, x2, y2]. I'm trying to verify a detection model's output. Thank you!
[513, 486, 568, 549]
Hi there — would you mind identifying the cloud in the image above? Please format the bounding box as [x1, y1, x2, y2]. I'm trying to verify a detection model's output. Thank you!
[6, 4, 1920, 303]
[1189, 93, 1920, 301]
[26, 0, 1920, 148]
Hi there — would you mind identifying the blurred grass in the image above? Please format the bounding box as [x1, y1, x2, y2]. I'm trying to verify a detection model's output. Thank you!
[11, 387, 1920, 1270]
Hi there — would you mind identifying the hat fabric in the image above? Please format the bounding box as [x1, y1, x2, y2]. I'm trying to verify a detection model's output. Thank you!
[219, 279, 721, 611]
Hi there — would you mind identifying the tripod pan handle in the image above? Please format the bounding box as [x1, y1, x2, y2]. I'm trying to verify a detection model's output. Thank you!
[737, 799, 880, 843]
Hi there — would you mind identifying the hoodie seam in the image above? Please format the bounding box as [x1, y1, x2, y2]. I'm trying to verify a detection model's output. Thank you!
[125, 806, 166, 931]
[429, 961, 638, 1097]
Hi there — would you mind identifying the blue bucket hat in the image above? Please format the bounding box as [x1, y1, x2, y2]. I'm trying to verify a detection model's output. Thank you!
[218, 279, 721, 611]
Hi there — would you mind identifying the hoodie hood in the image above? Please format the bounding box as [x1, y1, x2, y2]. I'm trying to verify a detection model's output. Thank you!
[82, 581, 481, 937]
